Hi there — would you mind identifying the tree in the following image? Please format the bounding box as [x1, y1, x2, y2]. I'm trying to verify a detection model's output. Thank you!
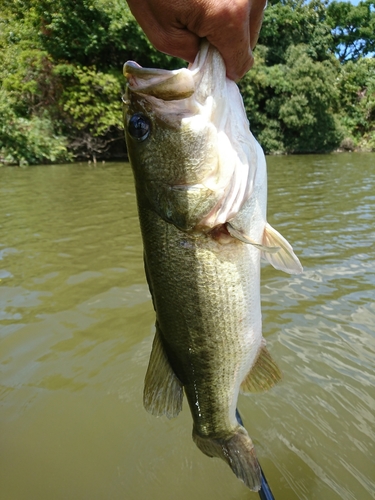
[336, 57, 375, 149]
[259, 0, 333, 66]
[326, 0, 375, 62]
[0, 0, 186, 164]
[240, 44, 343, 153]
[55, 64, 124, 161]
[0, 3, 70, 164]
[0, 90, 71, 165]
[1, 0, 374, 161]
[32, 0, 183, 71]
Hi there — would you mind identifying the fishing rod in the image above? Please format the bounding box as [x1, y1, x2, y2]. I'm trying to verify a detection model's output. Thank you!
[258, 467, 275, 500]
[235, 410, 275, 500]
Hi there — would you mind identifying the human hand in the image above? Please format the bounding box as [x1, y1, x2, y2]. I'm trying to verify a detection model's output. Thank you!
[126, 0, 267, 81]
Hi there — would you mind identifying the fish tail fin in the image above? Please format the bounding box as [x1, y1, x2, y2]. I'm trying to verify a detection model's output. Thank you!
[193, 426, 261, 491]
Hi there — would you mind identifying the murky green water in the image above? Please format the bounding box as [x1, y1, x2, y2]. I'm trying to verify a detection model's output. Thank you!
[1, 154, 374, 500]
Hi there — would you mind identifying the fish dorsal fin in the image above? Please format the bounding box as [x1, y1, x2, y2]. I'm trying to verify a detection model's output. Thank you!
[240, 340, 282, 393]
[143, 325, 183, 418]
[262, 223, 303, 275]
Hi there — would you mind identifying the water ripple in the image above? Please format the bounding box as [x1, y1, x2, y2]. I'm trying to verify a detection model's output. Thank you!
[1, 157, 375, 499]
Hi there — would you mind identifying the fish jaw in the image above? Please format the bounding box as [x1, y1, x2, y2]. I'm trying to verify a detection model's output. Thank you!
[124, 61, 195, 101]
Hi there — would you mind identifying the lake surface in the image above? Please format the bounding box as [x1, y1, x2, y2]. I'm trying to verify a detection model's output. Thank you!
[1, 154, 374, 500]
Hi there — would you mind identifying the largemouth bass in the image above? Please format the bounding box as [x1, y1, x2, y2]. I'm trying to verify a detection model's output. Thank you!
[123, 41, 302, 491]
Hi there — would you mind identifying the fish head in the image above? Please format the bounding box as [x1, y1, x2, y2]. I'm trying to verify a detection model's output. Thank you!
[123, 42, 258, 232]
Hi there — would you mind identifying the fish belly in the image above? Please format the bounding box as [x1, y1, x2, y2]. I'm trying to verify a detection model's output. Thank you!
[140, 204, 263, 434]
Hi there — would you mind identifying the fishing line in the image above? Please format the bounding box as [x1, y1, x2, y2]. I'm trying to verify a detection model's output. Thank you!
[235, 409, 275, 500]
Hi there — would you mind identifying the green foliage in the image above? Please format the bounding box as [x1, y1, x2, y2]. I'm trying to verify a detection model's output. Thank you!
[32, 0, 183, 70]
[0, 0, 185, 163]
[277, 45, 341, 153]
[1, 0, 374, 162]
[33, 0, 117, 66]
[240, 44, 343, 153]
[0, 90, 71, 166]
[1, 48, 62, 118]
[242, 0, 375, 152]
[55, 64, 125, 159]
[336, 58, 375, 148]
[0, 6, 70, 165]
[326, 0, 375, 62]
[259, 0, 333, 65]
[56, 65, 122, 134]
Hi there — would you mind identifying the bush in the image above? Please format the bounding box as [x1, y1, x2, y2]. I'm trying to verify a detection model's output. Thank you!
[0, 92, 71, 165]
[240, 44, 343, 153]
[336, 58, 375, 149]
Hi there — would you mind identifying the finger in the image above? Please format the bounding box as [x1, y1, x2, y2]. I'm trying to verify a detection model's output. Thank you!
[217, 43, 253, 81]
[249, 0, 268, 49]
[127, 0, 201, 63]
[207, 30, 253, 81]
[202, 4, 253, 80]
[147, 26, 201, 63]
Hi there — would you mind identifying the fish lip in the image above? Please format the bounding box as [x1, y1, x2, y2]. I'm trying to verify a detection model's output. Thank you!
[123, 61, 142, 71]
[123, 61, 146, 92]
[123, 62, 195, 101]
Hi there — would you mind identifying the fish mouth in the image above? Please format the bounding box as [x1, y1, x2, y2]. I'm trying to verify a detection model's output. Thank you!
[124, 61, 196, 101]
[123, 41, 221, 104]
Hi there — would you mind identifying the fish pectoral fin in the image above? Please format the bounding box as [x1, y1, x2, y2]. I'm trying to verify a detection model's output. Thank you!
[261, 223, 303, 275]
[143, 325, 183, 419]
[226, 223, 280, 253]
[193, 426, 261, 491]
[240, 340, 282, 393]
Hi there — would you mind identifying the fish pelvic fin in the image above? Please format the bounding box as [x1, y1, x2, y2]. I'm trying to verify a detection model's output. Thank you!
[226, 223, 280, 253]
[193, 426, 261, 491]
[240, 339, 282, 393]
[226, 222, 303, 274]
[262, 223, 303, 275]
[143, 325, 183, 419]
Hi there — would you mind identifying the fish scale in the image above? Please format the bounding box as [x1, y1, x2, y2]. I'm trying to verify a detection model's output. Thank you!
[139, 201, 265, 482]
[123, 40, 303, 491]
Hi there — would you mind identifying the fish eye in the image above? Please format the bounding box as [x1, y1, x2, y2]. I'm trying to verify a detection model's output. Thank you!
[128, 113, 151, 142]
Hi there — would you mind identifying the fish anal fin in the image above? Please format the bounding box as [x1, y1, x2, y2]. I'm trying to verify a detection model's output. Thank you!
[262, 223, 303, 275]
[240, 340, 282, 393]
[143, 325, 183, 419]
[193, 425, 261, 491]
